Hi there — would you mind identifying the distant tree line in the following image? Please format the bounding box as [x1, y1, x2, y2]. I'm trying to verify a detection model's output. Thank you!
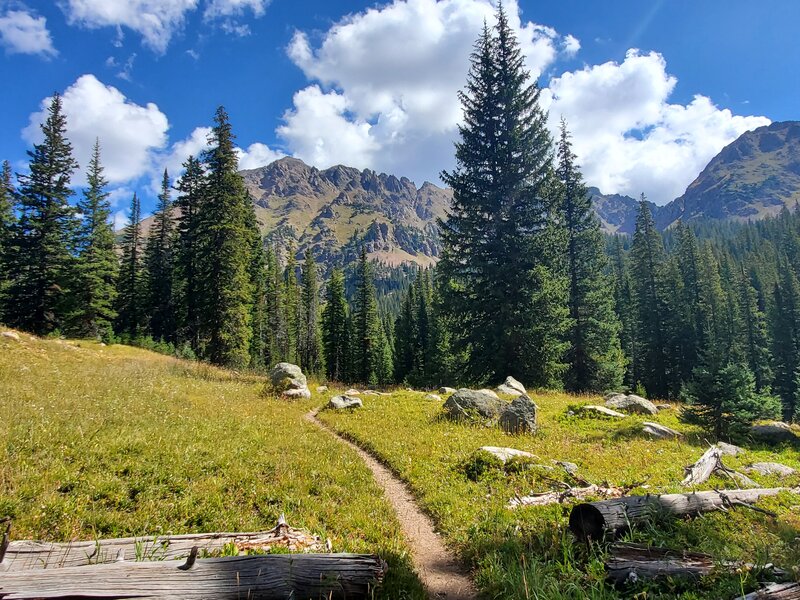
[1, 5, 798, 438]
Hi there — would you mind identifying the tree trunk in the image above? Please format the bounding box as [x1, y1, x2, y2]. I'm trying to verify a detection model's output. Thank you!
[0, 553, 386, 599]
[569, 487, 797, 540]
[738, 583, 800, 600]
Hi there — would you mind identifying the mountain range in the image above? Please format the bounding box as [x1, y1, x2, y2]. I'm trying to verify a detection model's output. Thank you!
[142, 120, 800, 268]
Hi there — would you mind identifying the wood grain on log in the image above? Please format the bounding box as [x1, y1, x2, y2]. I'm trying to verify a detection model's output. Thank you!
[606, 543, 715, 584]
[569, 487, 798, 540]
[0, 553, 386, 599]
[738, 583, 800, 599]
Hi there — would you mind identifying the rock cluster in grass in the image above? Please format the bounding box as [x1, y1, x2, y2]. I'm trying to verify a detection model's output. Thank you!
[641, 421, 682, 439]
[443, 388, 538, 434]
[328, 395, 363, 410]
[604, 393, 658, 415]
[498, 395, 538, 434]
[744, 462, 796, 477]
[749, 421, 798, 444]
[269, 362, 311, 399]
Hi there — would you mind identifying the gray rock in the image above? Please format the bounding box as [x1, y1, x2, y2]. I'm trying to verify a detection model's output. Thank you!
[655, 404, 673, 411]
[478, 446, 535, 462]
[425, 393, 442, 402]
[499, 394, 538, 435]
[497, 376, 526, 396]
[439, 387, 457, 395]
[745, 462, 796, 477]
[316, 386, 329, 392]
[269, 362, 311, 399]
[361, 390, 379, 396]
[442, 389, 503, 423]
[716, 442, 745, 456]
[750, 422, 798, 444]
[345, 389, 361, 396]
[605, 394, 659, 415]
[641, 421, 683, 439]
[577, 405, 627, 419]
[328, 395, 363, 410]
[1, 331, 20, 341]
[553, 460, 579, 476]
[478, 389, 500, 399]
[496, 384, 523, 396]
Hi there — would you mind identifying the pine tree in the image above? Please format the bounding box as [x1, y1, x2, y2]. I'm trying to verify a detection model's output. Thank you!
[196, 107, 253, 367]
[144, 169, 175, 341]
[353, 248, 383, 384]
[174, 156, 206, 353]
[71, 140, 117, 339]
[264, 245, 287, 365]
[770, 264, 800, 420]
[283, 244, 301, 364]
[556, 120, 624, 392]
[299, 250, 323, 375]
[611, 237, 638, 387]
[6, 93, 79, 334]
[247, 211, 267, 370]
[630, 198, 670, 397]
[438, 8, 568, 387]
[738, 267, 772, 392]
[116, 193, 144, 337]
[0, 160, 16, 317]
[322, 267, 349, 381]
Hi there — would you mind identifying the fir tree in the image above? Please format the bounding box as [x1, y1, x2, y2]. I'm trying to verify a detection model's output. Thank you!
[299, 250, 323, 375]
[6, 93, 79, 334]
[174, 155, 205, 352]
[196, 107, 253, 368]
[116, 193, 144, 337]
[322, 267, 349, 381]
[283, 243, 301, 364]
[611, 236, 638, 387]
[738, 267, 772, 392]
[352, 248, 383, 384]
[72, 140, 117, 339]
[556, 120, 624, 392]
[265, 245, 287, 365]
[438, 9, 568, 386]
[144, 169, 175, 341]
[770, 264, 800, 420]
[0, 160, 16, 316]
[247, 211, 267, 370]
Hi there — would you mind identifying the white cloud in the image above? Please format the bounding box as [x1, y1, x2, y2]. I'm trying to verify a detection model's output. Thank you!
[280, 0, 573, 180]
[544, 50, 770, 203]
[23, 74, 169, 186]
[0, 9, 56, 57]
[237, 142, 284, 170]
[204, 0, 269, 19]
[562, 34, 580, 56]
[61, 0, 198, 53]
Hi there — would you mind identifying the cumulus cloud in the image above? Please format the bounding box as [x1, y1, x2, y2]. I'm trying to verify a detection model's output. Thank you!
[204, 0, 269, 19]
[280, 0, 574, 180]
[23, 74, 169, 185]
[544, 50, 770, 203]
[237, 142, 284, 170]
[279, 0, 769, 204]
[0, 8, 57, 57]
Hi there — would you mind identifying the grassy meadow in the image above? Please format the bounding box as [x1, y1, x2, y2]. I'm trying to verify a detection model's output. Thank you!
[2, 332, 800, 599]
[319, 390, 800, 599]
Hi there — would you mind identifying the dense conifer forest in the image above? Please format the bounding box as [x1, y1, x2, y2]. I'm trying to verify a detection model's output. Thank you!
[1, 5, 798, 440]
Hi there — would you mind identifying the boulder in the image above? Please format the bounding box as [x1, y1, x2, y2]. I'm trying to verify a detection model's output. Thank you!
[641, 421, 683, 439]
[478, 389, 500, 399]
[1, 331, 20, 341]
[478, 446, 535, 462]
[750, 422, 798, 444]
[716, 441, 745, 456]
[345, 389, 361, 396]
[605, 394, 658, 415]
[328, 395, 363, 410]
[499, 394, 538, 435]
[269, 362, 311, 399]
[425, 393, 442, 402]
[442, 389, 503, 423]
[503, 376, 527, 395]
[744, 462, 796, 477]
[577, 405, 626, 419]
[439, 387, 457, 395]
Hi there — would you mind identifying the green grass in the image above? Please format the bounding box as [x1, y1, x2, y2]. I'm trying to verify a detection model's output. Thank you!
[318, 389, 800, 599]
[0, 333, 425, 598]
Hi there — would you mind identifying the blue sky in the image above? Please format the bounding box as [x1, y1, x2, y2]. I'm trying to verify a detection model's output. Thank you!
[0, 0, 797, 223]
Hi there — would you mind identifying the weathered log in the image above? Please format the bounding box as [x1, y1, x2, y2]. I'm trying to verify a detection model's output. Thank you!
[738, 583, 800, 600]
[0, 553, 386, 599]
[682, 447, 759, 488]
[509, 484, 626, 508]
[607, 543, 786, 585]
[569, 487, 798, 539]
[0, 517, 323, 572]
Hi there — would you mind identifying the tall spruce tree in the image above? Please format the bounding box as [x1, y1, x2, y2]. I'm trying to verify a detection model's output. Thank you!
[611, 236, 638, 387]
[174, 156, 205, 352]
[0, 160, 16, 317]
[352, 248, 383, 384]
[196, 107, 253, 367]
[283, 244, 301, 364]
[770, 263, 800, 420]
[738, 267, 772, 392]
[299, 250, 323, 375]
[72, 140, 117, 339]
[144, 169, 175, 341]
[247, 211, 267, 370]
[322, 267, 349, 381]
[438, 9, 568, 387]
[556, 120, 624, 392]
[116, 193, 144, 337]
[7, 93, 79, 334]
[265, 245, 288, 365]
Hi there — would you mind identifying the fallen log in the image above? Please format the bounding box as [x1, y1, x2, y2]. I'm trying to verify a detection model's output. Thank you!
[0, 516, 324, 572]
[509, 484, 627, 508]
[606, 543, 786, 585]
[0, 553, 386, 599]
[738, 583, 800, 599]
[682, 447, 759, 488]
[569, 487, 798, 540]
